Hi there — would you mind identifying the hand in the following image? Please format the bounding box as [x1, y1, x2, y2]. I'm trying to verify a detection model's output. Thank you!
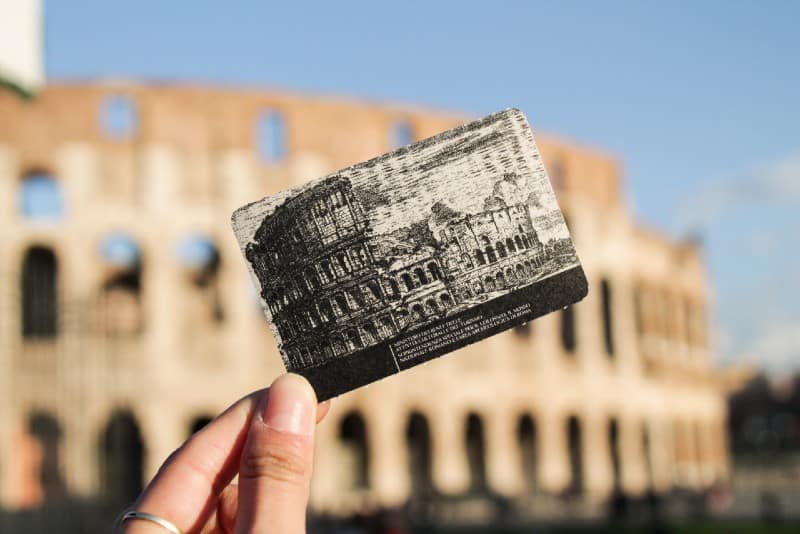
[118, 374, 330, 534]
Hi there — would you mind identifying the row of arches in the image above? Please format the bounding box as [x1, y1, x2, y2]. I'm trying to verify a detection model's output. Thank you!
[391, 261, 444, 294]
[273, 280, 386, 340]
[266, 252, 377, 317]
[285, 314, 397, 366]
[16, 234, 223, 340]
[470, 233, 536, 268]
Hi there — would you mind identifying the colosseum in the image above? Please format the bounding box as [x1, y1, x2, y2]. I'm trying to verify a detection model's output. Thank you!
[0, 82, 728, 526]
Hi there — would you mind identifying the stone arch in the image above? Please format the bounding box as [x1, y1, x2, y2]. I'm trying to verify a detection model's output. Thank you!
[19, 169, 64, 219]
[334, 293, 350, 315]
[414, 267, 428, 285]
[406, 411, 433, 497]
[320, 259, 335, 282]
[28, 411, 65, 501]
[361, 320, 379, 345]
[475, 249, 486, 266]
[515, 235, 524, 250]
[21, 246, 58, 338]
[516, 263, 525, 279]
[521, 234, 531, 248]
[176, 234, 225, 326]
[485, 245, 497, 263]
[389, 278, 401, 297]
[496, 241, 507, 258]
[439, 293, 453, 308]
[401, 272, 415, 292]
[366, 280, 382, 301]
[427, 261, 442, 281]
[345, 329, 363, 350]
[349, 287, 365, 309]
[411, 303, 425, 321]
[424, 298, 439, 315]
[339, 412, 369, 489]
[484, 275, 496, 292]
[505, 267, 515, 282]
[100, 409, 144, 507]
[378, 315, 395, 337]
[465, 413, 487, 493]
[566, 415, 583, 495]
[304, 266, 321, 290]
[506, 237, 516, 253]
[335, 252, 351, 274]
[496, 271, 506, 289]
[517, 414, 538, 493]
[318, 298, 334, 322]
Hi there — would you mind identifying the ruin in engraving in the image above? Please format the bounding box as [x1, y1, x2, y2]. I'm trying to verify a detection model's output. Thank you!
[235, 109, 580, 371]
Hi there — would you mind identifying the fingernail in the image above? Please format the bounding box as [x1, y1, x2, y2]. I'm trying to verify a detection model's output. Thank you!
[261, 374, 315, 436]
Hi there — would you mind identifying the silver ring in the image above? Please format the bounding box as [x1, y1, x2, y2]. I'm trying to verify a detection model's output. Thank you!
[115, 510, 183, 534]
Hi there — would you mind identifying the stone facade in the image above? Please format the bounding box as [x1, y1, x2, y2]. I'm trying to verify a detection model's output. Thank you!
[0, 83, 728, 518]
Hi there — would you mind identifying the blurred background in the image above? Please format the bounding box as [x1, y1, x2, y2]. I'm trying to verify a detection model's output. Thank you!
[0, 1, 798, 532]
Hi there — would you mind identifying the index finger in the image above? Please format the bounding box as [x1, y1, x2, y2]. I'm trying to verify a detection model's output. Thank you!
[121, 387, 331, 533]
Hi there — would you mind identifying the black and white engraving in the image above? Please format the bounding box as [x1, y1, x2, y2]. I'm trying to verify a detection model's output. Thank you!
[232, 109, 587, 399]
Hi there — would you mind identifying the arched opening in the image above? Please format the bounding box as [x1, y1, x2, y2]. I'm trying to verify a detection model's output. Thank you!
[256, 109, 286, 164]
[608, 418, 622, 492]
[411, 303, 425, 321]
[339, 412, 369, 490]
[401, 272, 415, 292]
[321, 260, 335, 282]
[177, 235, 224, 327]
[96, 234, 143, 337]
[465, 413, 487, 493]
[440, 293, 452, 308]
[485, 245, 497, 264]
[21, 246, 58, 338]
[518, 415, 538, 493]
[424, 298, 439, 315]
[100, 94, 138, 140]
[515, 235, 524, 250]
[461, 253, 474, 269]
[475, 249, 486, 266]
[334, 293, 350, 314]
[28, 412, 65, 501]
[496, 271, 506, 289]
[19, 171, 64, 220]
[516, 263, 526, 279]
[484, 276, 496, 292]
[414, 267, 428, 285]
[389, 279, 401, 298]
[427, 262, 442, 281]
[561, 306, 576, 354]
[318, 299, 334, 322]
[601, 278, 614, 357]
[100, 410, 144, 507]
[566, 416, 583, 495]
[349, 287, 365, 309]
[506, 237, 516, 253]
[362, 321, 379, 345]
[406, 412, 433, 497]
[335, 253, 351, 274]
[496, 241, 507, 258]
[345, 329, 363, 350]
[188, 415, 214, 436]
[367, 280, 382, 300]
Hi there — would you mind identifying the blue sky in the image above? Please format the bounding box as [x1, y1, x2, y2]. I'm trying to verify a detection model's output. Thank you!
[44, 0, 799, 373]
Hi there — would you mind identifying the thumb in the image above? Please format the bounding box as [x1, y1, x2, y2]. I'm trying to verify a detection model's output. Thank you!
[235, 374, 317, 534]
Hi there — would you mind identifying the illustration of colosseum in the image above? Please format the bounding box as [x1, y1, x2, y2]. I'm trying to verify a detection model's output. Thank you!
[244, 168, 563, 370]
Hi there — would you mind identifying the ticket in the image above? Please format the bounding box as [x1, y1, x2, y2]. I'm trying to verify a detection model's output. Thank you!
[232, 109, 588, 400]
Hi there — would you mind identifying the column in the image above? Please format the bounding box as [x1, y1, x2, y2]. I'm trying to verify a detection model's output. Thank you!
[431, 407, 469, 494]
[583, 412, 613, 499]
[368, 408, 408, 507]
[620, 417, 648, 496]
[486, 409, 523, 497]
[538, 411, 569, 494]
